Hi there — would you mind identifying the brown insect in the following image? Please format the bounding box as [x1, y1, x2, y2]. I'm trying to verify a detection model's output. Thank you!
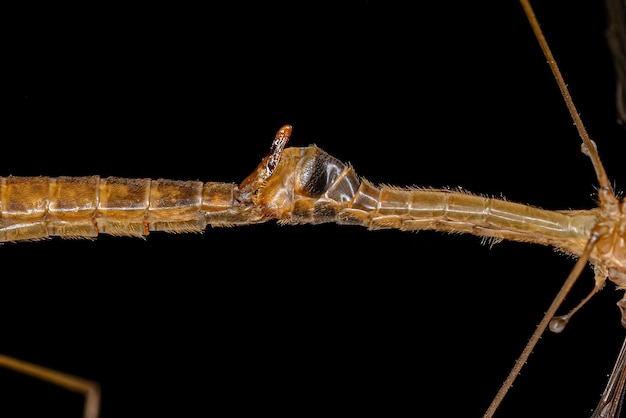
[5, 1, 626, 417]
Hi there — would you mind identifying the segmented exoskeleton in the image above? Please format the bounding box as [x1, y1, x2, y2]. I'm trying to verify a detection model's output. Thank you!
[7, 1, 626, 418]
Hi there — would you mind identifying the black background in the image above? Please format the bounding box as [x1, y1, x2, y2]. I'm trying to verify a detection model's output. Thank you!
[5, 1, 626, 417]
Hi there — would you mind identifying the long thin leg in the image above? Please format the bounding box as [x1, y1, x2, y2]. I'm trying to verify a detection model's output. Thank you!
[0, 354, 100, 418]
[591, 299, 626, 418]
[591, 335, 626, 417]
[483, 231, 600, 417]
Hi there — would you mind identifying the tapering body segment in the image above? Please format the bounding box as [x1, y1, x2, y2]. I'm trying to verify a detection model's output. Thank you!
[253, 145, 599, 260]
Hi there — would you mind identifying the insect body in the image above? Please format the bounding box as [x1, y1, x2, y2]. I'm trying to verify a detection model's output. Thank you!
[6, 1, 626, 417]
[0, 115, 621, 416]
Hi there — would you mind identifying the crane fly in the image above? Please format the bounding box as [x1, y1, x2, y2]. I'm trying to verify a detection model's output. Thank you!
[5, 1, 626, 417]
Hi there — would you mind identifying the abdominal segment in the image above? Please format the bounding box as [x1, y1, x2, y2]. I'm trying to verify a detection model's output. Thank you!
[0, 176, 238, 242]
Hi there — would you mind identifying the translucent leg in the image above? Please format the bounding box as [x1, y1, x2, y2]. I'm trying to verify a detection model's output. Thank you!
[0, 354, 100, 418]
[591, 299, 626, 418]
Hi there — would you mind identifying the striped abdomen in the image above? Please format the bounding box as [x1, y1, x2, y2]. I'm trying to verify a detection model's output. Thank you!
[0, 176, 245, 242]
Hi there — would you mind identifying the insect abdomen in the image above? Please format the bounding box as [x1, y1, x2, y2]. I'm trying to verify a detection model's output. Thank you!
[0, 176, 238, 242]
